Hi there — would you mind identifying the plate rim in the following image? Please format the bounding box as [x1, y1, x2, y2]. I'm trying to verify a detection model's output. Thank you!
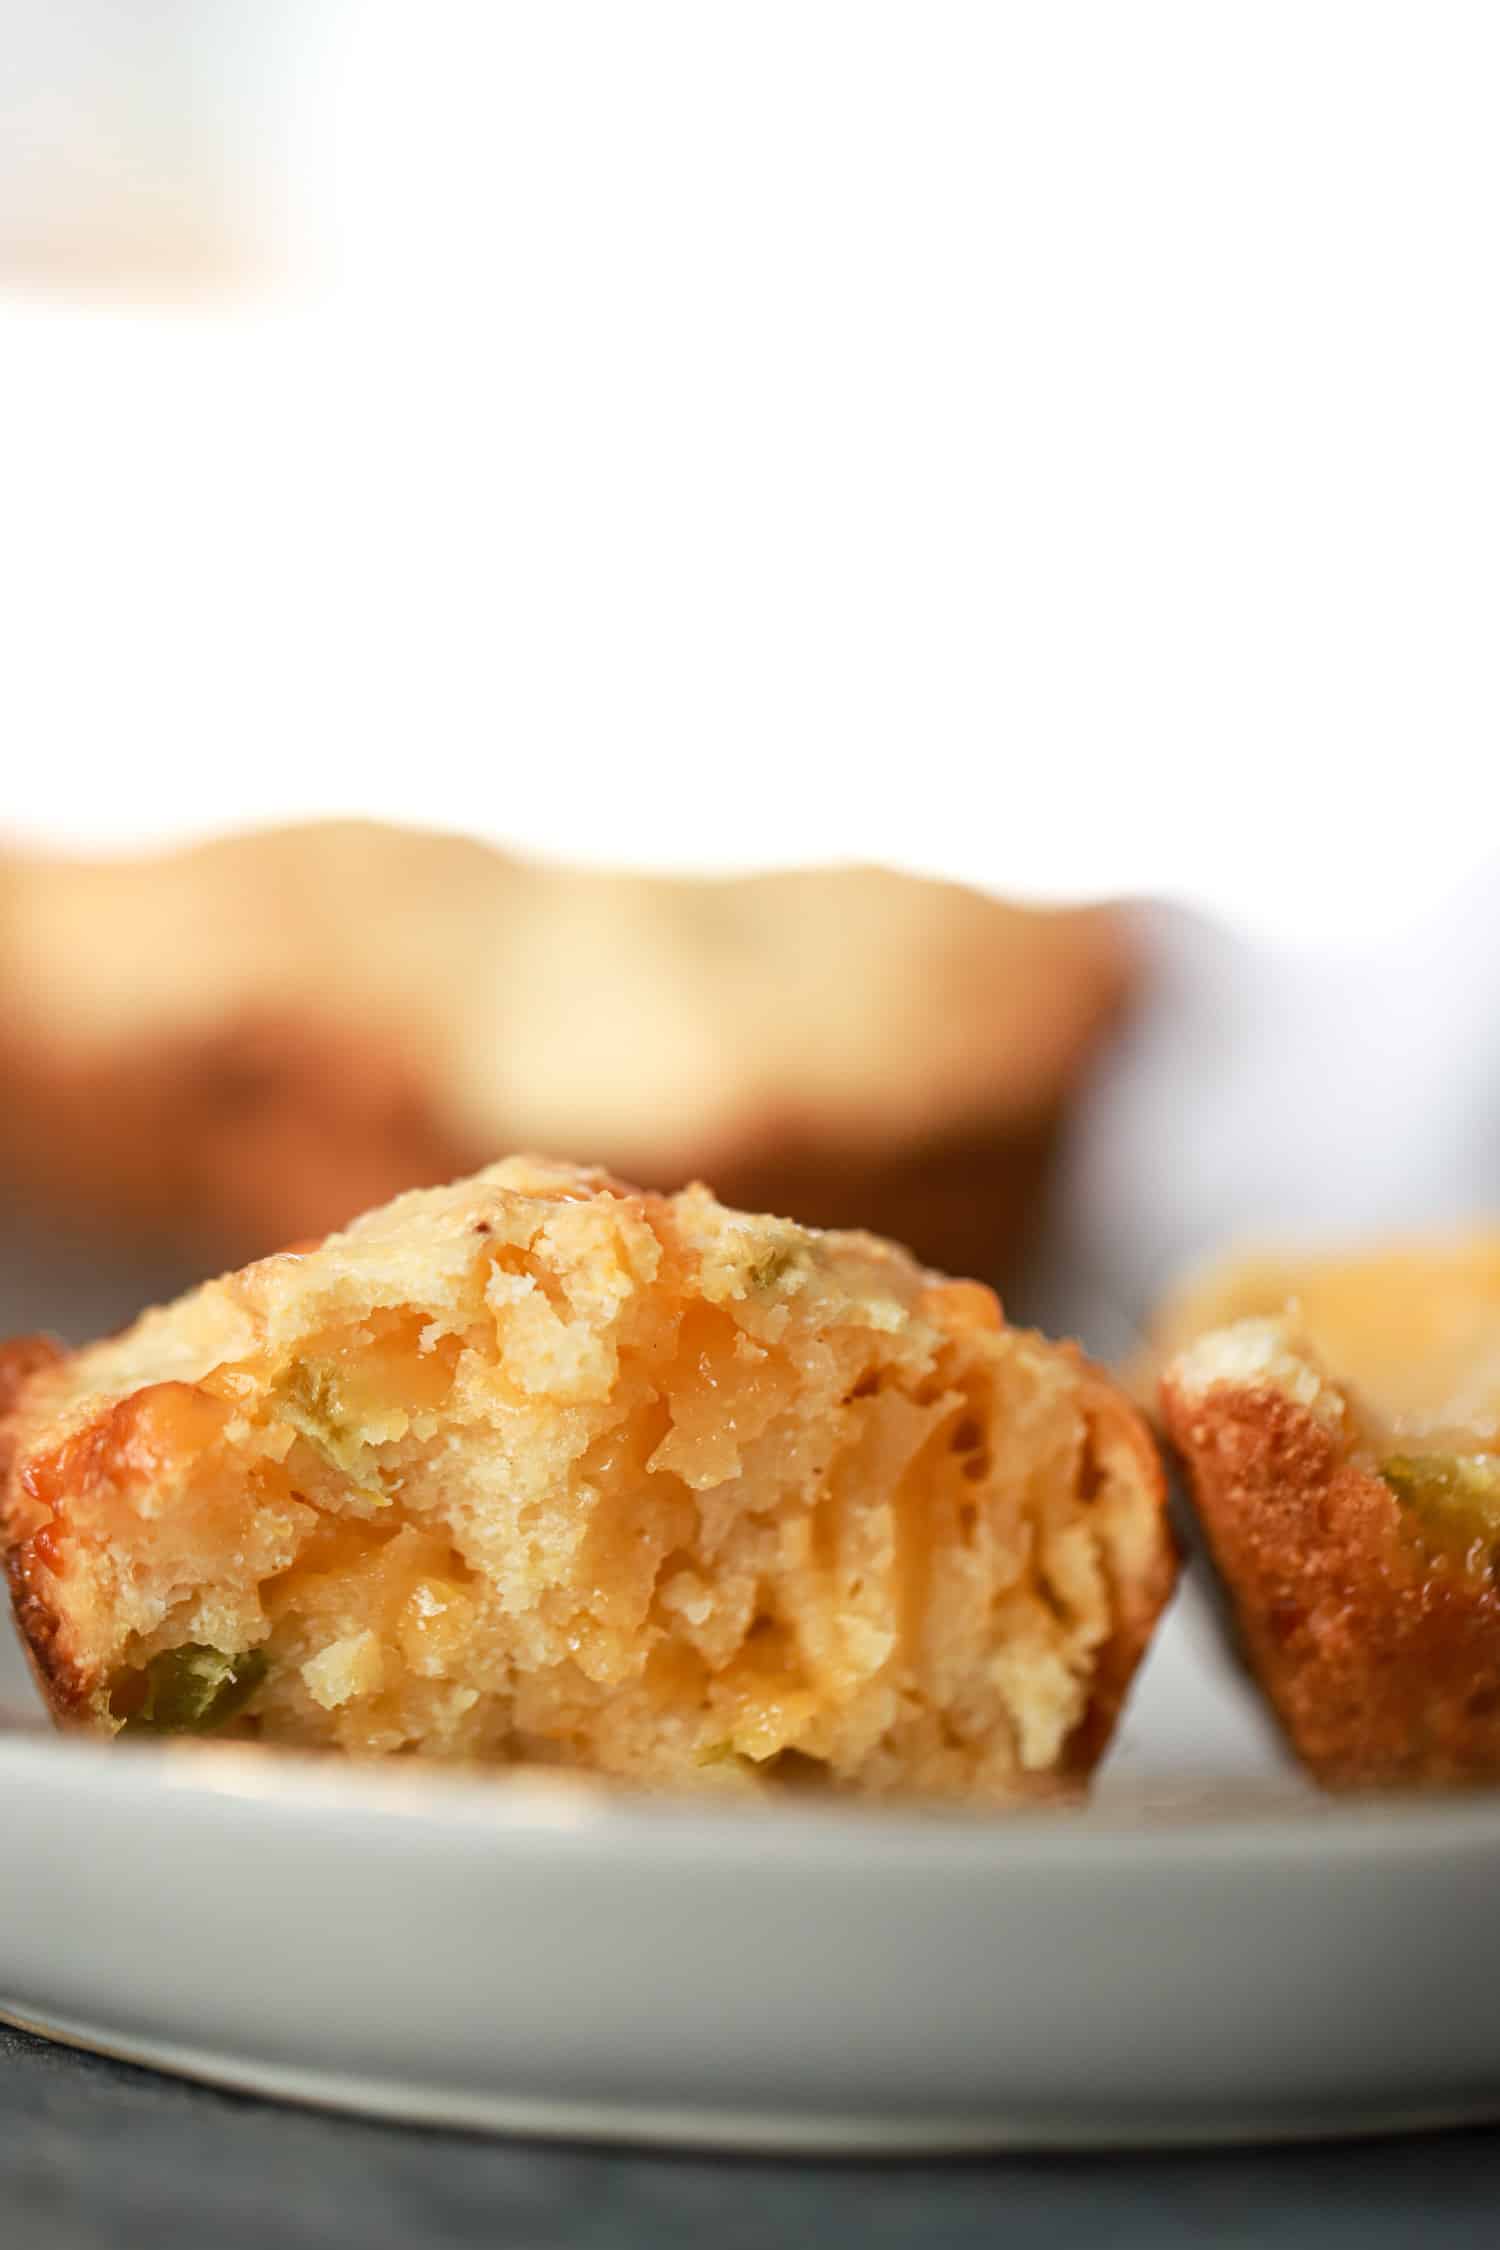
[6, 1725, 1500, 1870]
[13, 2002, 1500, 2154]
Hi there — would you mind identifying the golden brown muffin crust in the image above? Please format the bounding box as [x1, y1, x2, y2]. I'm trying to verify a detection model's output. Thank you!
[1163, 1314, 1500, 1789]
[0, 1334, 82, 1719]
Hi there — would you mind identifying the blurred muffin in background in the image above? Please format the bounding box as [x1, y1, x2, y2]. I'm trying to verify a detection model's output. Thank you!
[0, 823, 1136, 1286]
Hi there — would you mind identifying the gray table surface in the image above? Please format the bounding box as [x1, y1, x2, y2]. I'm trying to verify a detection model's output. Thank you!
[7, 2024, 1500, 2250]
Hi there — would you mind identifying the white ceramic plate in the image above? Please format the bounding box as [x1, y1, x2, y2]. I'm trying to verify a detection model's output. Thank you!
[9, 1209, 1500, 2151]
[5, 1569, 1500, 2152]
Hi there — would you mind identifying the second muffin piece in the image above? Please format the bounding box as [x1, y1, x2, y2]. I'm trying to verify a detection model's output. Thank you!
[1160, 1238, 1500, 1789]
[0, 1157, 1173, 1800]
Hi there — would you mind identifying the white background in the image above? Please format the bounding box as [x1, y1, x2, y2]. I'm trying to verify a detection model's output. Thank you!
[1, 3, 1497, 942]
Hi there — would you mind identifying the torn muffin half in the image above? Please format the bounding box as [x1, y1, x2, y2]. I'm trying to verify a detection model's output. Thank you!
[1161, 1239, 1500, 1788]
[0, 1157, 1173, 1801]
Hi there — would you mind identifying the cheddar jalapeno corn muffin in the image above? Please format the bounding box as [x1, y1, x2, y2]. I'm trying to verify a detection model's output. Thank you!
[0, 823, 1134, 1283]
[0, 1158, 1172, 1798]
[1158, 1237, 1500, 1788]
